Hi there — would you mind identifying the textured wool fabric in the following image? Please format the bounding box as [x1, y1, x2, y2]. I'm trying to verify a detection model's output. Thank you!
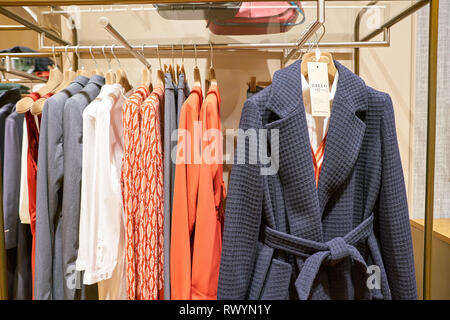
[218, 60, 417, 300]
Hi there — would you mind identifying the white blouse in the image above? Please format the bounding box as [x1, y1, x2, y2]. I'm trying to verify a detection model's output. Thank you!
[76, 83, 130, 300]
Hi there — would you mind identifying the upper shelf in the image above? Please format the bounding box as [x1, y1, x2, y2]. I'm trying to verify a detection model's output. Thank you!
[0, 1, 428, 48]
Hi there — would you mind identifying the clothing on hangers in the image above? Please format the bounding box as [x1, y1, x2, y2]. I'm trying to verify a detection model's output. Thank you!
[191, 84, 226, 300]
[59, 75, 105, 301]
[163, 71, 190, 299]
[34, 75, 89, 300]
[1, 89, 32, 301]
[171, 85, 203, 300]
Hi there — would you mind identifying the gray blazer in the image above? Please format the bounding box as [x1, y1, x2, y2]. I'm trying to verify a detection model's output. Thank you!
[34, 76, 89, 300]
[163, 72, 176, 300]
[218, 61, 417, 300]
[3, 109, 32, 300]
[163, 72, 190, 299]
[61, 75, 104, 300]
[2, 108, 23, 250]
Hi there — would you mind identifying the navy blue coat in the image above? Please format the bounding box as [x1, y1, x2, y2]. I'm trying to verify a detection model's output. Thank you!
[218, 61, 417, 300]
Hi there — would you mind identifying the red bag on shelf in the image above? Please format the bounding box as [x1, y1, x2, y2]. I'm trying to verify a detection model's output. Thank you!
[207, 1, 305, 35]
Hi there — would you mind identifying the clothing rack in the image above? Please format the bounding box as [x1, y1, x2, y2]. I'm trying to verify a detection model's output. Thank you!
[0, 0, 440, 300]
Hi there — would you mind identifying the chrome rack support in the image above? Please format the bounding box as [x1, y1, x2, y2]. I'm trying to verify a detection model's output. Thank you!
[283, 0, 325, 64]
[98, 16, 151, 69]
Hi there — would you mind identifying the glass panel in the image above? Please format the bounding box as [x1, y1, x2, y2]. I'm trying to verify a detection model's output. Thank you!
[3, 1, 423, 45]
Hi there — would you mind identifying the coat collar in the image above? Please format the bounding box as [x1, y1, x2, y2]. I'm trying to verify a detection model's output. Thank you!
[265, 60, 368, 241]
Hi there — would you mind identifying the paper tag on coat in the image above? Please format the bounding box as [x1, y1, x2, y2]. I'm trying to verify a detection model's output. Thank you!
[307, 62, 331, 117]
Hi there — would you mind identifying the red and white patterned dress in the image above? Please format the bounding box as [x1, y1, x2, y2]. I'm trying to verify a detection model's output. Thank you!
[121, 85, 150, 300]
[137, 85, 165, 300]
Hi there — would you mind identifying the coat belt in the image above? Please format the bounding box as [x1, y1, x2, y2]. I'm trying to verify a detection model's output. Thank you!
[261, 214, 374, 300]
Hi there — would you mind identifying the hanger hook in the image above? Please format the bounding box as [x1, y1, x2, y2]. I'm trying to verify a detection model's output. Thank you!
[102, 46, 111, 70]
[181, 44, 184, 65]
[157, 45, 162, 70]
[171, 45, 175, 67]
[317, 24, 326, 45]
[209, 42, 214, 68]
[194, 44, 198, 67]
[141, 44, 151, 70]
[52, 45, 58, 69]
[65, 45, 73, 70]
[89, 46, 98, 69]
[75, 46, 84, 70]
[110, 44, 121, 68]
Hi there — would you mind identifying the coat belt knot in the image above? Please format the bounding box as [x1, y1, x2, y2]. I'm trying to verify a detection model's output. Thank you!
[262, 214, 374, 299]
[325, 237, 349, 265]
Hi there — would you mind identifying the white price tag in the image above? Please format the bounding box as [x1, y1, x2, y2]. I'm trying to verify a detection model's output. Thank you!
[307, 62, 331, 117]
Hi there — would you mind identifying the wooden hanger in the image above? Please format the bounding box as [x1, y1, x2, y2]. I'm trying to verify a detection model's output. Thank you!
[247, 76, 271, 93]
[180, 44, 186, 76]
[31, 64, 66, 115]
[301, 51, 336, 85]
[249, 76, 257, 93]
[300, 26, 336, 85]
[140, 67, 152, 88]
[110, 45, 132, 92]
[52, 46, 77, 94]
[16, 48, 64, 114]
[155, 46, 165, 88]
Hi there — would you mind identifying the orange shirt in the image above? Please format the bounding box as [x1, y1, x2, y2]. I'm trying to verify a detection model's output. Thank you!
[170, 86, 203, 299]
[191, 85, 226, 300]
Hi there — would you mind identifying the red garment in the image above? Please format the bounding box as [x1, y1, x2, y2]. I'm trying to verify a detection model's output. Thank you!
[122, 85, 150, 300]
[171, 86, 203, 299]
[311, 134, 327, 187]
[191, 85, 226, 299]
[24, 110, 41, 300]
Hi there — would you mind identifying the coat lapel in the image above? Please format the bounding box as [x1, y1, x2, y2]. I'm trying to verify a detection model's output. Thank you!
[265, 60, 323, 242]
[264, 60, 368, 242]
[317, 61, 368, 217]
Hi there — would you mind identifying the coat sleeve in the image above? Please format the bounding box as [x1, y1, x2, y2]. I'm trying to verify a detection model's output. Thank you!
[217, 99, 264, 299]
[34, 101, 52, 299]
[377, 93, 417, 300]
